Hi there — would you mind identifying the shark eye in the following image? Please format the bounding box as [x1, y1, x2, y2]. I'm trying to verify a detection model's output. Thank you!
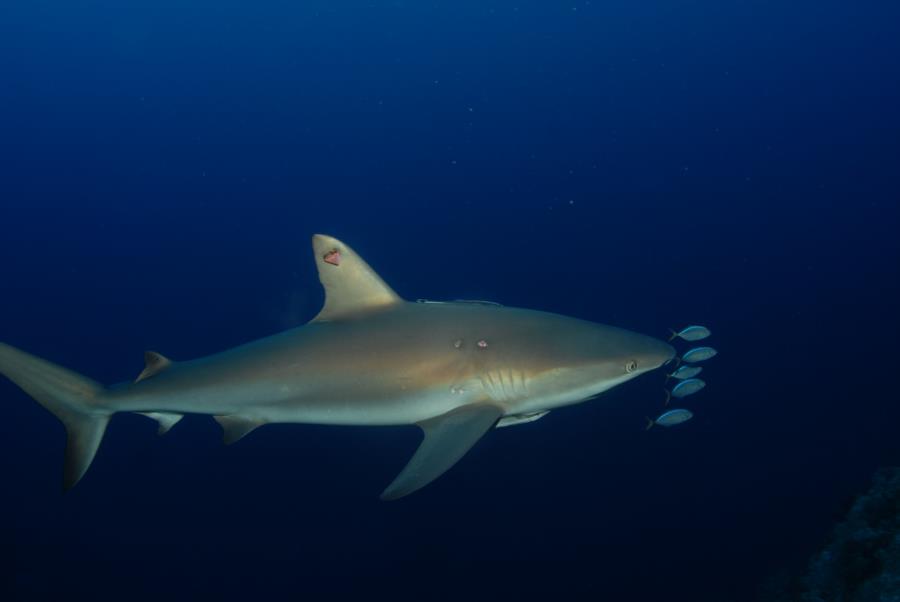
[625, 360, 638, 373]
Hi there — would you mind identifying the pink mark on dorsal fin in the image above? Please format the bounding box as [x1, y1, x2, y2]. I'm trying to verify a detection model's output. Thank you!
[323, 250, 341, 266]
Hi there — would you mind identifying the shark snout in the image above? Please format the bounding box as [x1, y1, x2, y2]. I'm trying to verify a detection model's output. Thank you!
[635, 338, 677, 372]
[655, 341, 678, 367]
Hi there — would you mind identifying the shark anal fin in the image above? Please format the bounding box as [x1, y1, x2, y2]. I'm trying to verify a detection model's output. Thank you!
[380, 402, 503, 501]
[310, 234, 402, 322]
[139, 412, 183, 435]
[135, 351, 174, 383]
[214, 415, 264, 444]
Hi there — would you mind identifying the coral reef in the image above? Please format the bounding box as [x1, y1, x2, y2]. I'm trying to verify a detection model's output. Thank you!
[765, 467, 900, 601]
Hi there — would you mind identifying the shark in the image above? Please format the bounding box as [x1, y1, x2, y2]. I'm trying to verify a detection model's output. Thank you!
[0, 234, 675, 499]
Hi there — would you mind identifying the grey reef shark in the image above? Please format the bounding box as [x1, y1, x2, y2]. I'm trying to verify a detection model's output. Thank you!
[0, 234, 675, 499]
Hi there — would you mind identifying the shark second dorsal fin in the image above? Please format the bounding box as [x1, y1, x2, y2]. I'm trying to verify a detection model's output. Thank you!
[310, 234, 402, 322]
[135, 351, 174, 383]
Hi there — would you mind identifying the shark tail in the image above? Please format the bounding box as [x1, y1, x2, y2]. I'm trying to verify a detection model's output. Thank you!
[0, 342, 109, 491]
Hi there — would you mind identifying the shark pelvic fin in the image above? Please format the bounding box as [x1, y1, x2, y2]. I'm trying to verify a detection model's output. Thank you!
[135, 351, 174, 383]
[214, 415, 264, 444]
[310, 234, 402, 322]
[380, 402, 503, 501]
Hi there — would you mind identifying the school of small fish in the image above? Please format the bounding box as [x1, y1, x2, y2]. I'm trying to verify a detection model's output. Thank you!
[646, 409, 693, 430]
[646, 324, 717, 430]
[665, 364, 702, 381]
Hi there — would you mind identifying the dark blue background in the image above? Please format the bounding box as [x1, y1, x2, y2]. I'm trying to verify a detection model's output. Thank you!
[2, 1, 898, 600]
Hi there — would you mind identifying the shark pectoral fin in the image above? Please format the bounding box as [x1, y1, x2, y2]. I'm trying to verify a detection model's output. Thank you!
[310, 234, 403, 323]
[380, 402, 504, 501]
[139, 412, 183, 435]
[135, 351, 174, 383]
[214, 415, 264, 444]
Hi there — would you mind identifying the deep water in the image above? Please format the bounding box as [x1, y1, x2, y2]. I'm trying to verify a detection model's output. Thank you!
[1, 1, 899, 601]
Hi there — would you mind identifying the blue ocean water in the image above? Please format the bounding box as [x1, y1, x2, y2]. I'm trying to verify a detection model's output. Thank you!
[2, 1, 899, 600]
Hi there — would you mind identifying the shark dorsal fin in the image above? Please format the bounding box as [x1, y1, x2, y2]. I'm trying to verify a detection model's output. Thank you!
[310, 234, 402, 322]
[135, 351, 174, 383]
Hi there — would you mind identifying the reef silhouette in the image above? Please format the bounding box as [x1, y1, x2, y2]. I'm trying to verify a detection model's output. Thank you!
[763, 467, 900, 601]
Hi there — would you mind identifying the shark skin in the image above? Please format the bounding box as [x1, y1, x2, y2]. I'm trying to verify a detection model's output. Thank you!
[0, 234, 675, 499]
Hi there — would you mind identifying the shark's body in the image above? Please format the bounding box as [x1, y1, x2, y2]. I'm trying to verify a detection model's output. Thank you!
[1, 235, 674, 499]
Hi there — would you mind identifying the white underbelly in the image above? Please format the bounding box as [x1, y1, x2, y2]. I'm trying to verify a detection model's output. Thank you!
[250, 385, 483, 426]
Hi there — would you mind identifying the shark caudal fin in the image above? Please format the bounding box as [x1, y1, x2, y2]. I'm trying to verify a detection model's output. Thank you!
[0, 342, 109, 490]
